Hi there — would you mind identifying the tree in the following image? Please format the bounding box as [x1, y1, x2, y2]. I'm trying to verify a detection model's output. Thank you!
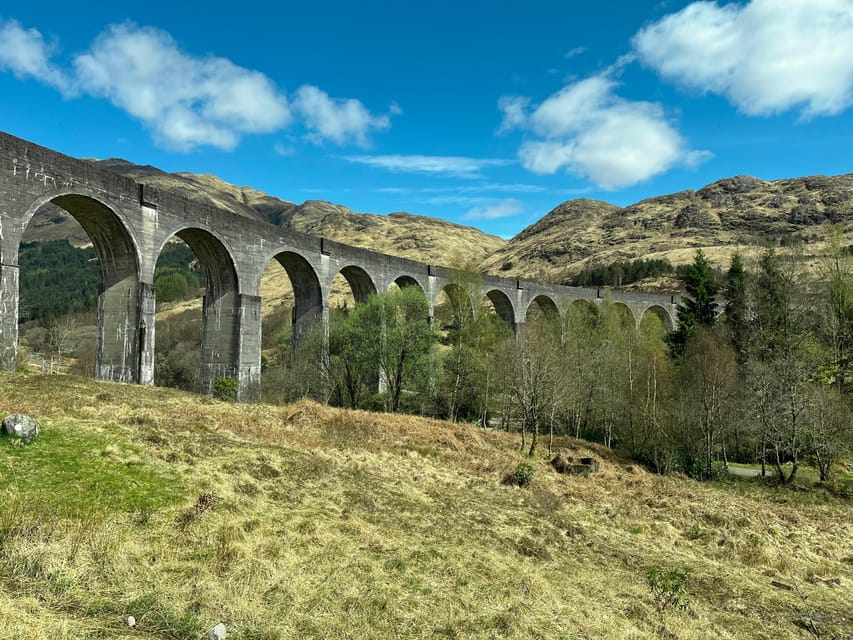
[745, 247, 815, 484]
[667, 250, 718, 359]
[344, 287, 434, 412]
[818, 226, 853, 394]
[722, 252, 749, 363]
[497, 314, 561, 455]
[676, 330, 738, 479]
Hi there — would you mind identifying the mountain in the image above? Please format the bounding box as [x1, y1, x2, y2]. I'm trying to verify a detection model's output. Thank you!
[482, 174, 853, 289]
[24, 159, 505, 266]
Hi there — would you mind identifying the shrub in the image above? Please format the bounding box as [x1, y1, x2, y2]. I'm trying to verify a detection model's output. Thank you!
[710, 460, 728, 481]
[212, 376, 239, 402]
[646, 566, 690, 614]
[507, 462, 535, 488]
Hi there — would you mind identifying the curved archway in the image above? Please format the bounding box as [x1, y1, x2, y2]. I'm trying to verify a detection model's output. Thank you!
[483, 289, 516, 333]
[526, 294, 560, 322]
[392, 274, 425, 292]
[17, 192, 141, 382]
[154, 228, 240, 394]
[268, 251, 323, 348]
[611, 302, 636, 330]
[641, 305, 674, 332]
[337, 265, 377, 304]
[434, 283, 473, 331]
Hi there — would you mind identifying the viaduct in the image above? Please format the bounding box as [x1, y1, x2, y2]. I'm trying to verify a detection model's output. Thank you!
[0, 131, 679, 400]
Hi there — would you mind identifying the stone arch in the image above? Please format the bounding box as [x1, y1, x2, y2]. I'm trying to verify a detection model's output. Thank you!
[20, 191, 142, 382]
[266, 250, 323, 348]
[611, 302, 636, 330]
[526, 294, 560, 322]
[640, 304, 674, 332]
[565, 298, 598, 329]
[434, 282, 473, 330]
[483, 289, 516, 332]
[155, 227, 240, 394]
[391, 274, 426, 293]
[336, 265, 377, 304]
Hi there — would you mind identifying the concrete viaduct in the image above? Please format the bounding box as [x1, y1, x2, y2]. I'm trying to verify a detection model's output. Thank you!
[0, 131, 679, 400]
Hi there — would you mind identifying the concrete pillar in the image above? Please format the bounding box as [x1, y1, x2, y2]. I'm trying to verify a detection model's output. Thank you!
[236, 294, 262, 402]
[137, 282, 156, 385]
[200, 290, 240, 395]
[96, 275, 139, 383]
[0, 263, 19, 371]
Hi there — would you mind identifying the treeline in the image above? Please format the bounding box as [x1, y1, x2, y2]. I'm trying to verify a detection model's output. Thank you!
[17, 240, 201, 324]
[258, 236, 852, 485]
[19, 241, 99, 321]
[566, 257, 725, 288]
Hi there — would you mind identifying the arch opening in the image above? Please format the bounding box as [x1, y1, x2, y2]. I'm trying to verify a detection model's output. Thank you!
[526, 294, 560, 324]
[257, 251, 323, 404]
[153, 229, 239, 395]
[483, 289, 516, 333]
[641, 305, 674, 333]
[611, 302, 636, 331]
[16, 194, 140, 382]
[337, 265, 377, 305]
[434, 283, 473, 332]
[392, 274, 424, 293]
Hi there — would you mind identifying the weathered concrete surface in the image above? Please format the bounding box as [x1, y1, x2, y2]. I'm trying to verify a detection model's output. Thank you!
[0, 130, 680, 401]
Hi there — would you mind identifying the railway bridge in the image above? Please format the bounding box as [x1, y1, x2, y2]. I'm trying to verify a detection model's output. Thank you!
[0, 131, 678, 400]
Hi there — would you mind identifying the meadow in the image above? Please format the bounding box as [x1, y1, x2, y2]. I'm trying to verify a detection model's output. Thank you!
[0, 373, 850, 639]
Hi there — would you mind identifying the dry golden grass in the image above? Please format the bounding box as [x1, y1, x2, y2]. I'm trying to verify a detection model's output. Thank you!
[0, 373, 851, 639]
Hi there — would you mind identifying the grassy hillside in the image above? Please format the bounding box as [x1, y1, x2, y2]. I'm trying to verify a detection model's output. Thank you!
[1, 374, 850, 639]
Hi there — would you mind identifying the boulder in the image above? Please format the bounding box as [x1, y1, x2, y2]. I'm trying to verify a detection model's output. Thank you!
[2, 414, 38, 443]
[551, 453, 600, 476]
[208, 623, 227, 640]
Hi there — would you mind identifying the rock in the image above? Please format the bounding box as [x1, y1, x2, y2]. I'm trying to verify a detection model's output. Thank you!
[2, 414, 38, 443]
[127, 615, 136, 628]
[209, 623, 227, 640]
[551, 453, 600, 476]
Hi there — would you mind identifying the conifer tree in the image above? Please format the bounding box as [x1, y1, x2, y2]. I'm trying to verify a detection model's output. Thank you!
[666, 250, 718, 359]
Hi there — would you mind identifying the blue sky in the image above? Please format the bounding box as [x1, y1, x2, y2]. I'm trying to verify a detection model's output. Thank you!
[1, 0, 851, 239]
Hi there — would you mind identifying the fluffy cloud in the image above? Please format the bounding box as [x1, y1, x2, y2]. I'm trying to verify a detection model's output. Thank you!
[633, 0, 853, 117]
[0, 20, 392, 151]
[462, 198, 524, 221]
[293, 85, 391, 147]
[0, 20, 70, 93]
[344, 154, 510, 178]
[71, 24, 290, 150]
[500, 76, 707, 189]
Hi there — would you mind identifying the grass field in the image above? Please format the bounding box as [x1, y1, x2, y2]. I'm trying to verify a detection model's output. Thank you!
[0, 373, 851, 639]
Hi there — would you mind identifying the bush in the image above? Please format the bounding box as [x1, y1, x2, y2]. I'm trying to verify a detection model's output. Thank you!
[710, 460, 728, 481]
[507, 462, 535, 487]
[212, 376, 239, 402]
[646, 566, 689, 614]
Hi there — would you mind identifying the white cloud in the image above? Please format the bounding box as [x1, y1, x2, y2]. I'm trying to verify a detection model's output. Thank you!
[633, 0, 853, 117]
[0, 20, 394, 151]
[462, 198, 525, 221]
[0, 19, 70, 93]
[293, 85, 392, 147]
[500, 75, 709, 189]
[344, 154, 510, 178]
[72, 23, 290, 150]
[496, 96, 529, 134]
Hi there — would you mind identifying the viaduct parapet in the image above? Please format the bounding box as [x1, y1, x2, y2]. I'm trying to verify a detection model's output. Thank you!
[0, 131, 679, 400]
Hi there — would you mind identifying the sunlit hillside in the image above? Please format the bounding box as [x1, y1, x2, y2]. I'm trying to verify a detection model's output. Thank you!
[1, 374, 850, 639]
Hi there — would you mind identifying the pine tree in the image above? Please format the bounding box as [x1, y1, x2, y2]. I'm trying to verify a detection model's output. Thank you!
[723, 252, 748, 363]
[666, 250, 718, 359]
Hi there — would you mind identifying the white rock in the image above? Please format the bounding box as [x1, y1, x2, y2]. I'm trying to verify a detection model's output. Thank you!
[127, 615, 136, 627]
[208, 622, 226, 640]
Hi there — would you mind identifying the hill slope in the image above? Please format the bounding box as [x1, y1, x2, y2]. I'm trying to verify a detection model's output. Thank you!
[1, 373, 851, 639]
[483, 174, 853, 285]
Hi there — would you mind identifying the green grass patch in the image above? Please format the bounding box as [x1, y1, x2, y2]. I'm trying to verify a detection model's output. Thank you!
[0, 420, 184, 515]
